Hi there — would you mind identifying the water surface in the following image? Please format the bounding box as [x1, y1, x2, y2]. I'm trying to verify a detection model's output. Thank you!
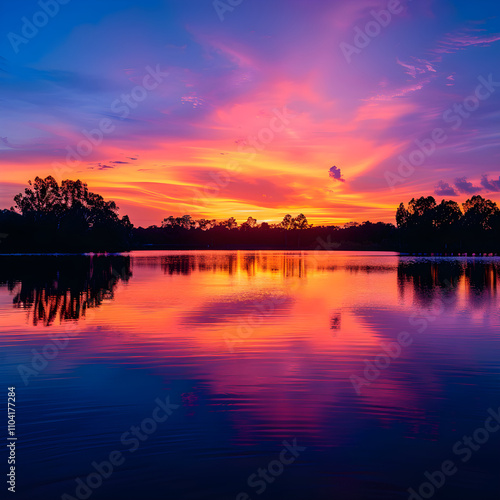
[1, 251, 500, 499]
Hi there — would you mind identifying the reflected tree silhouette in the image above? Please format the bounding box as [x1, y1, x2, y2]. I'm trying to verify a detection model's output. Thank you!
[0, 255, 132, 326]
[397, 259, 499, 306]
[152, 253, 307, 277]
[158, 254, 239, 275]
[464, 261, 498, 305]
[131, 253, 399, 279]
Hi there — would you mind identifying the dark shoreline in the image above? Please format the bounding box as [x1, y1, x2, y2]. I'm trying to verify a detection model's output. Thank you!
[0, 247, 498, 257]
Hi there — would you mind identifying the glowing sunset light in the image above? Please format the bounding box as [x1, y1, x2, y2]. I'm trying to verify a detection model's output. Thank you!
[1, 1, 499, 227]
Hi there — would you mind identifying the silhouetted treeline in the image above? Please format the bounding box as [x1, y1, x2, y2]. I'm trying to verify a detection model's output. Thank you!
[133, 214, 397, 251]
[396, 196, 500, 253]
[0, 176, 133, 252]
[2, 177, 500, 253]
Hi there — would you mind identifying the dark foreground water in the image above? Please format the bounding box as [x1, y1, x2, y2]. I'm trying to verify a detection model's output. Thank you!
[1, 251, 500, 500]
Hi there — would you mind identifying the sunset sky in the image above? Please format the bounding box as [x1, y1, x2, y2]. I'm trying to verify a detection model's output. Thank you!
[1, 0, 500, 226]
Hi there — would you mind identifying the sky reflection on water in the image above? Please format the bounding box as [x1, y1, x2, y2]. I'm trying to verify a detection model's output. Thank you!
[1, 251, 499, 499]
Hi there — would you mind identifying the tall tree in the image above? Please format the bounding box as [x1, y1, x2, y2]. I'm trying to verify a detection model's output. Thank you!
[434, 200, 462, 229]
[280, 214, 293, 230]
[13, 176, 61, 216]
[396, 203, 409, 229]
[293, 213, 310, 229]
[10, 176, 132, 252]
[13, 176, 120, 225]
[462, 195, 499, 230]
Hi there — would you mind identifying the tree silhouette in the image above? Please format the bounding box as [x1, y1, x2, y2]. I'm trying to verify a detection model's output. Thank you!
[462, 195, 499, 230]
[434, 200, 462, 229]
[3, 177, 133, 252]
[4, 177, 500, 254]
[293, 213, 310, 229]
[396, 195, 500, 253]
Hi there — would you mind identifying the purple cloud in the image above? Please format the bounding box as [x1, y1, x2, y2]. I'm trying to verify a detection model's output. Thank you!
[480, 175, 500, 192]
[454, 177, 482, 194]
[87, 163, 114, 170]
[435, 181, 458, 197]
[329, 166, 345, 183]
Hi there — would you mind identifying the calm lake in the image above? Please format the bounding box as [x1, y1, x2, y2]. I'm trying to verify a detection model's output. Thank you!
[1, 251, 500, 499]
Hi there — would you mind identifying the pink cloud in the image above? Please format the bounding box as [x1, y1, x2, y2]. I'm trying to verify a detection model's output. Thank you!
[434, 28, 500, 54]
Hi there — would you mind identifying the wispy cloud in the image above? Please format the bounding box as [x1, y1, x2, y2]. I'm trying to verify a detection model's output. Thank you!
[88, 163, 115, 171]
[434, 28, 500, 54]
[396, 57, 437, 79]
